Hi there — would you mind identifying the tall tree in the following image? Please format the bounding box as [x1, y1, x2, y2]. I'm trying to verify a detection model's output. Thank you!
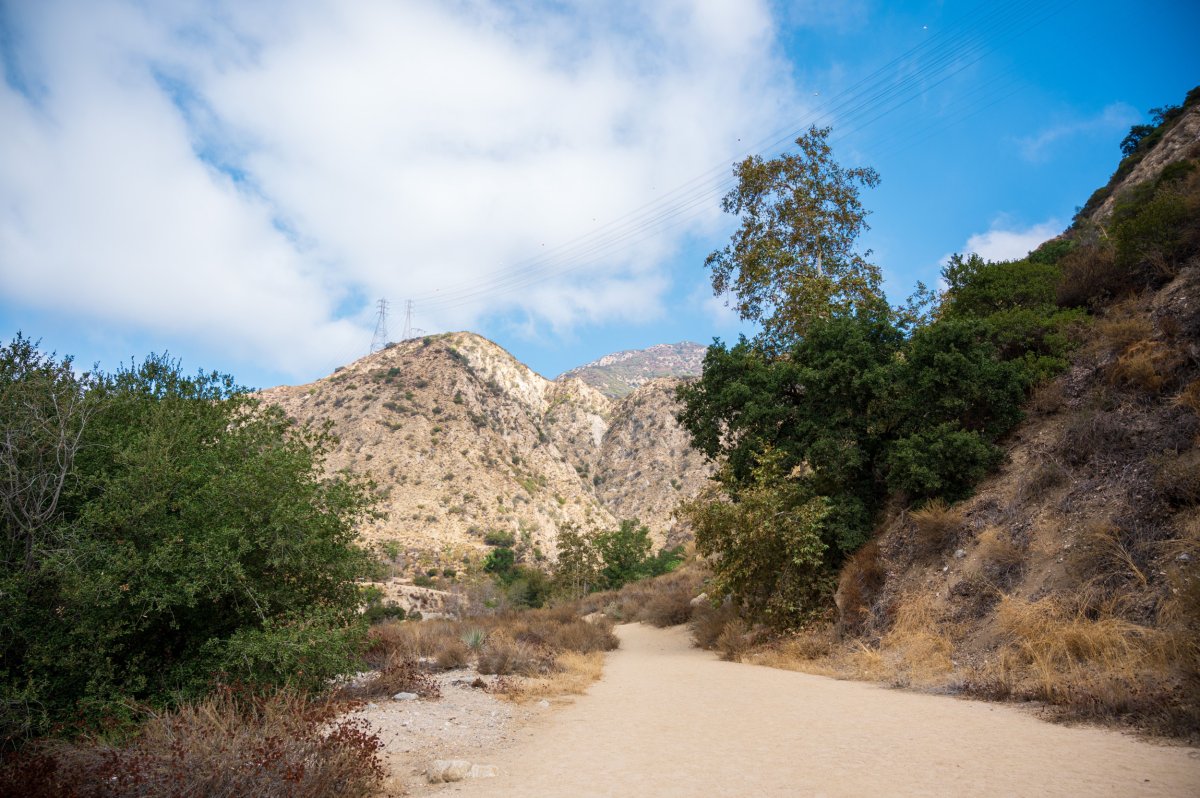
[706, 125, 882, 349]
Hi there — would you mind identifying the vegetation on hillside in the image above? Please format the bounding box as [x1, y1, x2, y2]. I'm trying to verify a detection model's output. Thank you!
[678, 125, 1077, 627]
[677, 86, 1200, 734]
[1, 340, 376, 745]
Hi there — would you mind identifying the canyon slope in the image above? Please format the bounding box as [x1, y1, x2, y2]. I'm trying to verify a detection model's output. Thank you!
[258, 333, 711, 568]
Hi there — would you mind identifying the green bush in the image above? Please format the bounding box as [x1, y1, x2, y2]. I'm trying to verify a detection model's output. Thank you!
[679, 451, 833, 628]
[886, 423, 1003, 502]
[1, 339, 374, 742]
[484, 530, 515, 547]
[483, 546, 516, 577]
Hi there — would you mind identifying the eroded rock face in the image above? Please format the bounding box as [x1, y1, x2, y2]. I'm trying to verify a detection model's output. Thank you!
[258, 333, 712, 563]
[559, 341, 707, 399]
[1092, 104, 1200, 222]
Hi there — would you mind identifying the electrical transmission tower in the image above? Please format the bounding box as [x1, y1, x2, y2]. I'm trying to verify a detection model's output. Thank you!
[401, 300, 414, 340]
[370, 298, 389, 354]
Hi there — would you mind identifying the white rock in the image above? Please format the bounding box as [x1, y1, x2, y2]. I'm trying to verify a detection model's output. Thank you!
[428, 760, 473, 784]
[393, 692, 419, 701]
[954, 548, 966, 559]
[537, 699, 551, 708]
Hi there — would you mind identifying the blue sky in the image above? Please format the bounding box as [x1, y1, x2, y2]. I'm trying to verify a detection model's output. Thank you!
[1, 0, 1197, 388]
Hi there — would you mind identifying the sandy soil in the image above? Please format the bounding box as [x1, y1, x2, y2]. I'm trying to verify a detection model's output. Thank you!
[418, 623, 1200, 797]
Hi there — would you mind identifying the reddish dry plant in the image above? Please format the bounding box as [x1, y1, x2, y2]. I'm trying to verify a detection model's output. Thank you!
[0, 690, 384, 798]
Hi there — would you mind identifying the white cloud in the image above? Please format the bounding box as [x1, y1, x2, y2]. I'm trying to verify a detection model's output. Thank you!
[1018, 102, 1139, 162]
[957, 218, 1061, 263]
[0, 0, 802, 378]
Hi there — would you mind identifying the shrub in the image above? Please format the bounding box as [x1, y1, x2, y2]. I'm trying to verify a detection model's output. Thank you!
[484, 530, 515, 547]
[886, 423, 1003, 503]
[908, 499, 965, 558]
[715, 619, 755, 661]
[539, 615, 619, 653]
[0, 690, 384, 798]
[338, 655, 441, 700]
[1056, 242, 1122, 308]
[1107, 339, 1174, 394]
[689, 601, 743, 651]
[1176, 379, 1200, 416]
[679, 451, 835, 628]
[638, 587, 695, 628]
[364, 601, 406, 625]
[1112, 184, 1200, 284]
[477, 640, 541, 676]
[0, 342, 374, 741]
[435, 640, 470, 670]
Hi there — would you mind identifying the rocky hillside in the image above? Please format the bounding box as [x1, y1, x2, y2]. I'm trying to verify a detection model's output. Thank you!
[559, 341, 706, 398]
[258, 333, 711, 568]
[820, 92, 1200, 734]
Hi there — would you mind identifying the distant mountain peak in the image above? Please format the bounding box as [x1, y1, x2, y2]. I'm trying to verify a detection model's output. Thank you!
[559, 341, 706, 398]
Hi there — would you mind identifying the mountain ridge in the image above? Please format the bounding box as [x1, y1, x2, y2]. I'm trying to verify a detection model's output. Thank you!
[258, 333, 712, 572]
[559, 340, 707, 398]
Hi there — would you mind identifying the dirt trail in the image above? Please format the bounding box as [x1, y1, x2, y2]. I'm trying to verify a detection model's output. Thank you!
[425, 623, 1200, 797]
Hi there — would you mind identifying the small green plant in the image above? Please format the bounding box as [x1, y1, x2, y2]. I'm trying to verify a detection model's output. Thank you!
[461, 628, 488, 652]
[484, 530, 515, 547]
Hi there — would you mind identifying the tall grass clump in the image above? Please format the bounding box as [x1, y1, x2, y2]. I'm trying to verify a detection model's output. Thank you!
[909, 499, 965, 559]
[979, 595, 1185, 728]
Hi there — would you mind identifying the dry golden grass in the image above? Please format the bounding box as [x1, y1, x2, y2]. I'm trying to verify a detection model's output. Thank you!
[501, 651, 605, 702]
[1176, 378, 1200, 415]
[909, 499, 965, 558]
[980, 595, 1177, 722]
[1107, 339, 1173, 393]
[877, 592, 956, 687]
[1091, 311, 1152, 354]
[1069, 519, 1148, 587]
[731, 594, 952, 686]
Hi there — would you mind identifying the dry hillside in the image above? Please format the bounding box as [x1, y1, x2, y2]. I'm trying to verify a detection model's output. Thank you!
[752, 98, 1200, 736]
[258, 333, 711, 572]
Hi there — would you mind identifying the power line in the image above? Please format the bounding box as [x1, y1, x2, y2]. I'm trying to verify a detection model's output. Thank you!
[401, 299, 414, 341]
[369, 298, 389, 354]
[400, 0, 1075, 316]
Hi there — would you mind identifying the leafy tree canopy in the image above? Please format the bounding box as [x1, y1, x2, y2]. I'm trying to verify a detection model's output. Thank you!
[1, 340, 374, 742]
[706, 125, 882, 350]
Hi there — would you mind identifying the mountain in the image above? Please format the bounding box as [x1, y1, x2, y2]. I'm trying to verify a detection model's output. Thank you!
[559, 341, 707, 398]
[258, 333, 712, 571]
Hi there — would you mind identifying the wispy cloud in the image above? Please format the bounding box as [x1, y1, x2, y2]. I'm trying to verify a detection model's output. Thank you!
[1018, 102, 1138, 162]
[0, 0, 802, 378]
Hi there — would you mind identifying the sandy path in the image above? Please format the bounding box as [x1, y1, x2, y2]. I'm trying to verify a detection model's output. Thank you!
[427, 623, 1200, 797]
